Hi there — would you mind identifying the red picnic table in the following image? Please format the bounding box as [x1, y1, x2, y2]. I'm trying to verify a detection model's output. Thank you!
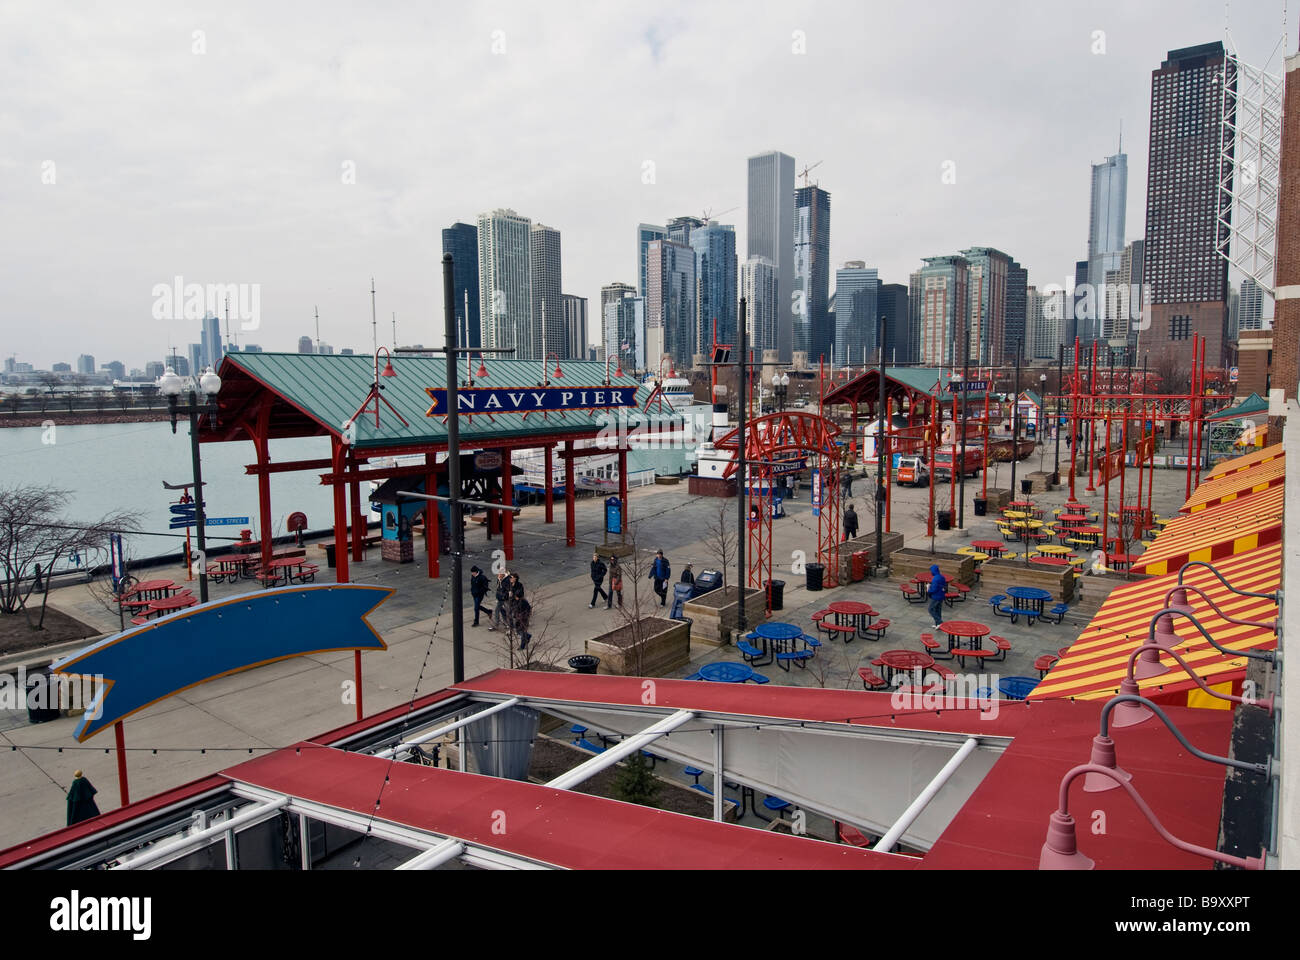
[1106, 553, 1137, 571]
[826, 599, 875, 631]
[146, 594, 198, 618]
[263, 557, 308, 586]
[937, 619, 990, 652]
[874, 649, 935, 684]
[123, 579, 177, 602]
[970, 540, 1005, 556]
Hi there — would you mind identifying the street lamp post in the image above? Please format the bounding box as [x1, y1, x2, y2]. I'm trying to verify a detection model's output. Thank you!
[772, 372, 789, 411]
[159, 365, 222, 603]
[1054, 343, 1064, 484]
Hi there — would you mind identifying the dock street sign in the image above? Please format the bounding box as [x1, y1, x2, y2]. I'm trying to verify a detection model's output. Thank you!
[425, 385, 639, 416]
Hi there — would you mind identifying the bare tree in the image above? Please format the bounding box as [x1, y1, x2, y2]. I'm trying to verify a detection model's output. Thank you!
[704, 500, 737, 589]
[494, 588, 569, 671]
[0, 485, 138, 628]
[603, 526, 662, 676]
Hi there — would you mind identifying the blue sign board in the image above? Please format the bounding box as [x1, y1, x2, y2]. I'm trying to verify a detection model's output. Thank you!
[605, 496, 623, 535]
[426, 386, 639, 416]
[811, 468, 823, 518]
[205, 517, 250, 526]
[168, 502, 196, 529]
[947, 380, 988, 393]
[52, 584, 394, 741]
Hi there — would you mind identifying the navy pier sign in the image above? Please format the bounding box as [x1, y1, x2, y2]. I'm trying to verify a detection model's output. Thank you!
[425, 385, 639, 416]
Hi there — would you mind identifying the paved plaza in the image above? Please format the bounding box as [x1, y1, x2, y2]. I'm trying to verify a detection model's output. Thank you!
[0, 456, 1196, 848]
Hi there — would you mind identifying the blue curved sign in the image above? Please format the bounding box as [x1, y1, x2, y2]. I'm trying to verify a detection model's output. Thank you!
[52, 584, 393, 741]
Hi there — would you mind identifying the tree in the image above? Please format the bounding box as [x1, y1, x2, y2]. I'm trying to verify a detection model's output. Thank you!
[704, 501, 737, 589]
[493, 586, 568, 671]
[0, 485, 138, 629]
[603, 526, 661, 676]
[613, 752, 660, 807]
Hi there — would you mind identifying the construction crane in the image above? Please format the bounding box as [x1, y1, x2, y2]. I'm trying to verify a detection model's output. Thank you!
[701, 205, 738, 225]
[798, 161, 823, 187]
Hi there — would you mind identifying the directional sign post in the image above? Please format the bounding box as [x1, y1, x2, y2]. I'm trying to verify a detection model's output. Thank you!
[168, 502, 196, 530]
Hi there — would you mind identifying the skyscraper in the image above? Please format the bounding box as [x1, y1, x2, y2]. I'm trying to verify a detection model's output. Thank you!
[741, 256, 779, 356]
[960, 247, 1011, 365]
[478, 209, 534, 358]
[666, 215, 704, 247]
[1239, 277, 1264, 331]
[201, 314, 222, 371]
[562, 294, 588, 360]
[691, 222, 738, 351]
[747, 151, 795, 360]
[647, 239, 697, 373]
[1028, 286, 1055, 359]
[298, 336, 314, 354]
[637, 224, 667, 298]
[101, 360, 126, 380]
[1103, 239, 1145, 349]
[530, 223, 563, 361]
[442, 222, 481, 349]
[187, 343, 202, 379]
[604, 292, 645, 374]
[878, 283, 911, 364]
[911, 256, 969, 367]
[76, 354, 95, 375]
[1144, 42, 1234, 369]
[794, 185, 832, 363]
[1005, 261, 1028, 361]
[832, 262, 877, 366]
[1088, 151, 1128, 344]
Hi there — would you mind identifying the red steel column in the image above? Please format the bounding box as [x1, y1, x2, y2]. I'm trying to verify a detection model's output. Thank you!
[502, 449, 514, 561]
[115, 721, 129, 807]
[332, 439, 350, 585]
[564, 440, 576, 547]
[544, 444, 554, 524]
[350, 463, 364, 563]
[1068, 340, 1080, 500]
[255, 402, 274, 571]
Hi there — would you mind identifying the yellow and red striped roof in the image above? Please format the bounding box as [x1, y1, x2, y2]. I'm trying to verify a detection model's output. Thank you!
[1182, 456, 1285, 513]
[1031, 544, 1280, 703]
[1133, 484, 1283, 576]
[1203, 443, 1282, 479]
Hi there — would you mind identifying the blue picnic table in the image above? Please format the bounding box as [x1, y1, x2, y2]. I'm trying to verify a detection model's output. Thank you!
[699, 661, 754, 683]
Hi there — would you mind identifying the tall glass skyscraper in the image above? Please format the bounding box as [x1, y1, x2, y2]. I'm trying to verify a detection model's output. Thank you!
[442, 222, 481, 348]
[647, 239, 696, 372]
[637, 224, 667, 298]
[530, 223, 564, 361]
[741, 256, 779, 355]
[832, 262, 877, 366]
[691, 223, 738, 351]
[604, 293, 646, 374]
[562, 294, 588, 360]
[911, 256, 969, 367]
[1087, 152, 1127, 345]
[795, 185, 832, 363]
[747, 151, 795, 360]
[477, 209, 534, 357]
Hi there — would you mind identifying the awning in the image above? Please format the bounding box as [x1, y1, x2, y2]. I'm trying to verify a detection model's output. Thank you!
[1181, 456, 1285, 513]
[1203, 443, 1283, 480]
[1132, 485, 1284, 576]
[1204, 392, 1268, 422]
[1030, 544, 1280, 704]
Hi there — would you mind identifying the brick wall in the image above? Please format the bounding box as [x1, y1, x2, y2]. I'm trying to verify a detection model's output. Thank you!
[1273, 54, 1300, 400]
[1236, 330, 1272, 398]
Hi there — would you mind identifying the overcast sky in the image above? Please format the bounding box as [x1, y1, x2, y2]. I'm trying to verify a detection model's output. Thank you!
[1, 0, 1292, 370]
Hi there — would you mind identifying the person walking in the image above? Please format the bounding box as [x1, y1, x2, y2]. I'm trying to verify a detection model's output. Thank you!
[843, 502, 859, 541]
[489, 570, 510, 631]
[927, 564, 948, 628]
[680, 563, 695, 586]
[66, 770, 100, 826]
[469, 565, 491, 627]
[589, 553, 609, 608]
[510, 576, 531, 648]
[608, 556, 624, 609]
[650, 549, 671, 606]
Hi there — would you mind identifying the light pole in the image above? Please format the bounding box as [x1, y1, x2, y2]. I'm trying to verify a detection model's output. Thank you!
[1054, 343, 1064, 485]
[772, 371, 789, 411]
[159, 365, 222, 603]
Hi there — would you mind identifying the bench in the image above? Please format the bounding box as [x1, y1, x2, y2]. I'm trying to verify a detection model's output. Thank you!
[298, 563, 320, 583]
[988, 595, 1007, 612]
[130, 616, 150, 626]
[1034, 654, 1060, 677]
[737, 638, 771, 666]
[858, 668, 888, 690]
[860, 618, 890, 642]
[900, 583, 923, 604]
[998, 603, 1039, 625]
[689, 783, 740, 811]
[1046, 603, 1069, 624]
[575, 738, 605, 754]
[823, 622, 857, 642]
[929, 664, 956, 685]
[990, 636, 1011, 661]
[776, 649, 814, 671]
[951, 648, 996, 667]
[748, 672, 770, 684]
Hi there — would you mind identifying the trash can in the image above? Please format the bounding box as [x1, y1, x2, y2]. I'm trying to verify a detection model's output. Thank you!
[851, 550, 869, 582]
[937, 510, 952, 531]
[670, 582, 694, 619]
[1021, 478, 1033, 495]
[973, 498, 987, 516]
[806, 563, 825, 591]
[324, 543, 337, 569]
[26, 671, 60, 724]
[766, 579, 786, 611]
[693, 569, 723, 598]
[567, 655, 600, 675]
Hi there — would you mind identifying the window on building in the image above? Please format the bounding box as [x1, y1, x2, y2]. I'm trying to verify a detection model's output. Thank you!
[1169, 316, 1191, 341]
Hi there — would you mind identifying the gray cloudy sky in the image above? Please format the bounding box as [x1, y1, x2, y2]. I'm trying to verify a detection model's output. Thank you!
[0, 0, 1291, 369]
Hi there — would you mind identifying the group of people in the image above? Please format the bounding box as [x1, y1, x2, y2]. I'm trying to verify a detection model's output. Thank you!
[588, 548, 679, 608]
[468, 566, 531, 649]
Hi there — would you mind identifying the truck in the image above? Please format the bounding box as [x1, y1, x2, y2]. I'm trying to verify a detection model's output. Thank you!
[896, 455, 929, 487]
[933, 446, 982, 482]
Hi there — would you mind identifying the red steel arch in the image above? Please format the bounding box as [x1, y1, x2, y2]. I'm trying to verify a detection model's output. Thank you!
[715, 411, 843, 602]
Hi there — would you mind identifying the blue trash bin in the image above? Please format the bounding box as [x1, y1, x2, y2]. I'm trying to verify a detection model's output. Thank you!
[670, 582, 694, 620]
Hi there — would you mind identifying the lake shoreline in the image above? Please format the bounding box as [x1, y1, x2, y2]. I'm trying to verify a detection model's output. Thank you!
[0, 411, 171, 429]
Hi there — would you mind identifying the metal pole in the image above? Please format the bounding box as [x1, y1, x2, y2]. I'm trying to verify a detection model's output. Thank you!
[442, 254, 465, 683]
[1054, 342, 1064, 483]
[189, 396, 209, 603]
[1010, 346, 1019, 503]
[958, 322, 969, 529]
[876, 315, 886, 571]
[736, 297, 747, 633]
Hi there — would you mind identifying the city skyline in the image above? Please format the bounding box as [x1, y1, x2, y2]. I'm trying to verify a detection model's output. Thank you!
[1, 3, 1289, 369]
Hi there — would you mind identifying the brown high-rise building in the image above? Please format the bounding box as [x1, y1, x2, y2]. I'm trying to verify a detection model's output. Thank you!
[1143, 42, 1234, 372]
[1273, 46, 1300, 401]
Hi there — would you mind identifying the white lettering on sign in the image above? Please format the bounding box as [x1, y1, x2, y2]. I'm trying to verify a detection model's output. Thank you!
[485, 394, 502, 409]
[458, 394, 475, 411]
[532, 392, 545, 407]
[561, 391, 574, 405]
[507, 392, 525, 408]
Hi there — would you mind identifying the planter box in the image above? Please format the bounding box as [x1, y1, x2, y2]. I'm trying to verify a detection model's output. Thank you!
[839, 531, 905, 582]
[682, 586, 766, 646]
[890, 547, 975, 586]
[983, 488, 1013, 511]
[1024, 471, 1054, 494]
[586, 616, 690, 676]
[980, 558, 1074, 603]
